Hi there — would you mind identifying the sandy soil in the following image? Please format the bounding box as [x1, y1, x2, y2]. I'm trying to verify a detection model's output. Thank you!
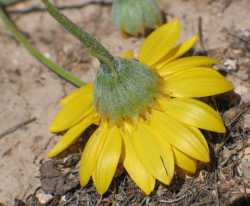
[0, 0, 250, 205]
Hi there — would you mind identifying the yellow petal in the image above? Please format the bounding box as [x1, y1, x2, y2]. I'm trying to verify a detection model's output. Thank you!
[138, 19, 180, 66]
[173, 148, 197, 173]
[122, 131, 155, 195]
[131, 122, 174, 184]
[162, 67, 233, 97]
[156, 35, 198, 68]
[158, 56, 217, 76]
[48, 112, 99, 158]
[159, 98, 225, 132]
[79, 121, 108, 187]
[150, 110, 209, 162]
[189, 127, 209, 152]
[50, 84, 94, 132]
[120, 50, 134, 59]
[60, 86, 89, 106]
[93, 126, 122, 194]
[148, 126, 175, 180]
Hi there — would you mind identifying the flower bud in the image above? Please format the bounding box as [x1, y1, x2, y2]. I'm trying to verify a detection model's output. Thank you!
[112, 0, 163, 36]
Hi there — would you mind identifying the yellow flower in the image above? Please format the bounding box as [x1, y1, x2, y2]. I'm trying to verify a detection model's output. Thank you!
[48, 19, 233, 195]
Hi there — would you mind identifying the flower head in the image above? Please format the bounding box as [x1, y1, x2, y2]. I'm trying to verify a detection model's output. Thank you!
[49, 19, 233, 195]
[112, 0, 163, 36]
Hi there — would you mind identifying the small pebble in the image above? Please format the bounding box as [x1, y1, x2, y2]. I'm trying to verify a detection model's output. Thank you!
[36, 191, 53, 204]
[224, 59, 238, 72]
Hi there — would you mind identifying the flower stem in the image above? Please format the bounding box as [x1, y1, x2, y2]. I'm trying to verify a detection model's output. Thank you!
[0, 6, 85, 87]
[42, 0, 116, 73]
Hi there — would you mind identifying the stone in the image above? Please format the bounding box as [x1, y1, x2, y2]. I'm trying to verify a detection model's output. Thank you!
[224, 59, 238, 72]
[36, 191, 53, 204]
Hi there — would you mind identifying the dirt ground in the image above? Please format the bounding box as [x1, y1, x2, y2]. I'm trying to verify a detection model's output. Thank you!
[0, 0, 250, 205]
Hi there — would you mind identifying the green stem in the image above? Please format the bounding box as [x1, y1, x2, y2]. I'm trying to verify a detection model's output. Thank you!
[0, 6, 85, 87]
[42, 0, 116, 73]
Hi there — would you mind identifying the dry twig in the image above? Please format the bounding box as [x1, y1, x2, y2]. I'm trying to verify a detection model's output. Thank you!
[0, 117, 36, 139]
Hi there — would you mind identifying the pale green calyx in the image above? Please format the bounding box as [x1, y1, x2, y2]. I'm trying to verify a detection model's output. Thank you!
[94, 57, 159, 121]
[112, 0, 163, 36]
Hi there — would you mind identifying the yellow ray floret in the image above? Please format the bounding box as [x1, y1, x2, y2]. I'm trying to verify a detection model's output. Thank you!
[79, 121, 108, 187]
[157, 56, 218, 76]
[50, 84, 93, 132]
[122, 131, 155, 194]
[158, 98, 225, 132]
[155, 35, 198, 67]
[149, 110, 209, 163]
[173, 148, 197, 173]
[162, 67, 233, 97]
[131, 122, 174, 185]
[93, 126, 122, 194]
[138, 19, 180, 66]
[48, 112, 99, 157]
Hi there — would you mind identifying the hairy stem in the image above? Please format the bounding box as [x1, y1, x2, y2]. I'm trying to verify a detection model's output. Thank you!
[42, 0, 116, 73]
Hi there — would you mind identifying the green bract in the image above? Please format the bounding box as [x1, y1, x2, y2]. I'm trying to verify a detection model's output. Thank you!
[94, 57, 159, 121]
[112, 0, 163, 36]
